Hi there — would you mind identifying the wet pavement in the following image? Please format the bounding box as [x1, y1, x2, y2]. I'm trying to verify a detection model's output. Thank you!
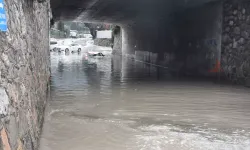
[40, 44, 250, 150]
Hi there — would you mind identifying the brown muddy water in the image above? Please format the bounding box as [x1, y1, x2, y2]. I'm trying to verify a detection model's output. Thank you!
[39, 45, 250, 150]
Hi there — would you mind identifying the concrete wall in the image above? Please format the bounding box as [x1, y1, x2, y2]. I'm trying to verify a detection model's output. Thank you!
[120, 22, 174, 64]
[0, 0, 50, 149]
[222, 0, 250, 86]
[122, 25, 137, 55]
[115, 2, 223, 76]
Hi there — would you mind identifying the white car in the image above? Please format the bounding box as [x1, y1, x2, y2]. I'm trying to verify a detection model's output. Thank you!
[87, 51, 105, 58]
[86, 40, 94, 46]
[50, 41, 58, 51]
[50, 39, 67, 52]
[57, 43, 82, 53]
[84, 34, 93, 39]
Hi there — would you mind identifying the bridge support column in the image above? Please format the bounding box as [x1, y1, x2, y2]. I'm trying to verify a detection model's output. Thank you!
[122, 25, 137, 55]
[112, 26, 122, 55]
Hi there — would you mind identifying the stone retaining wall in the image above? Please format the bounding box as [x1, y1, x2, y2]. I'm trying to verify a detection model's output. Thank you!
[222, 0, 250, 86]
[0, 0, 50, 149]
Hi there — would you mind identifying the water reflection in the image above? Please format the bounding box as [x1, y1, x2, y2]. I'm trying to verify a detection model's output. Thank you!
[40, 48, 250, 150]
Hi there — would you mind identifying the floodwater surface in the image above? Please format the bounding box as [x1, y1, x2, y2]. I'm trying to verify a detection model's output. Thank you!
[40, 45, 250, 150]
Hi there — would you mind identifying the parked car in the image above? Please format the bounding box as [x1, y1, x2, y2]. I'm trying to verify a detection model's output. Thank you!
[50, 39, 67, 52]
[70, 44, 83, 53]
[57, 43, 82, 53]
[50, 41, 58, 51]
[86, 40, 94, 45]
[77, 34, 85, 38]
[84, 34, 93, 39]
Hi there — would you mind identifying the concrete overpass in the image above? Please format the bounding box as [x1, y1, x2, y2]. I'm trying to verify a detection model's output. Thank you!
[51, 0, 224, 76]
[51, 0, 219, 22]
[0, 0, 250, 149]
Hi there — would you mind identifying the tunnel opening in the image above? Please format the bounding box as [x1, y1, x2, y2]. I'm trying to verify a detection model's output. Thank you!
[48, 0, 250, 85]
[49, 0, 250, 83]
[49, 21, 115, 52]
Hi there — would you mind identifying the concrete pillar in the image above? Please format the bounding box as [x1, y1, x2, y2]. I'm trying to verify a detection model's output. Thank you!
[122, 25, 136, 55]
[112, 26, 123, 55]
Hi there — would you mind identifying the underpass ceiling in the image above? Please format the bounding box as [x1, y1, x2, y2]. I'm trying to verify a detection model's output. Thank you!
[51, 0, 221, 24]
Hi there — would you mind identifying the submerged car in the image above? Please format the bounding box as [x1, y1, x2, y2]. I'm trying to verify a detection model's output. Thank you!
[84, 34, 93, 39]
[49, 39, 58, 51]
[87, 51, 105, 57]
[82, 52, 104, 66]
[57, 44, 82, 53]
[50, 40, 67, 52]
[86, 40, 94, 45]
[69, 44, 83, 53]
[50, 42, 58, 51]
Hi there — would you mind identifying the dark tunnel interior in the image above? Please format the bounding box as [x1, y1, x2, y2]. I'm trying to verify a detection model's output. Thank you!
[50, 0, 248, 80]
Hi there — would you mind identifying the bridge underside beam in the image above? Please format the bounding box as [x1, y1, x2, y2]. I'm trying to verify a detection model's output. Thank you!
[51, 0, 220, 22]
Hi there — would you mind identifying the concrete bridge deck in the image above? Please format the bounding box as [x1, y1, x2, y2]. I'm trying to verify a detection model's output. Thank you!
[51, 0, 220, 21]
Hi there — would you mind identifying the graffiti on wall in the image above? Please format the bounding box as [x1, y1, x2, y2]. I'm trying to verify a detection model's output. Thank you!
[204, 38, 221, 73]
[205, 39, 218, 47]
[204, 38, 218, 60]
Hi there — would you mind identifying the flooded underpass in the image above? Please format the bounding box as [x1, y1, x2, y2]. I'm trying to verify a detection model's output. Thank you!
[39, 44, 250, 150]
